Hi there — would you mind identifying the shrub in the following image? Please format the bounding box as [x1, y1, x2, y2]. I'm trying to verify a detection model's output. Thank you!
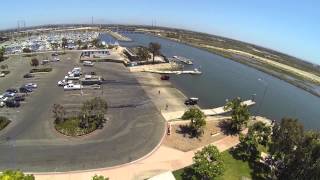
[1, 70, 10, 75]
[30, 58, 39, 67]
[30, 68, 52, 73]
[22, 48, 32, 53]
[0, 116, 11, 130]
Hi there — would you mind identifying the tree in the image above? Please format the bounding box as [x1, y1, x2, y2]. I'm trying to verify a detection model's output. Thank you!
[234, 122, 271, 161]
[0, 170, 34, 180]
[224, 97, 250, 133]
[182, 108, 206, 136]
[61, 37, 68, 53]
[76, 39, 82, 49]
[284, 131, 320, 180]
[79, 97, 108, 129]
[50, 42, 59, 51]
[1, 64, 8, 70]
[148, 42, 161, 64]
[192, 145, 224, 179]
[53, 104, 66, 124]
[268, 118, 307, 179]
[92, 174, 109, 180]
[30, 58, 39, 67]
[22, 47, 32, 53]
[91, 38, 100, 48]
[136, 47, 151, 61]
[0, 46, 5, 62]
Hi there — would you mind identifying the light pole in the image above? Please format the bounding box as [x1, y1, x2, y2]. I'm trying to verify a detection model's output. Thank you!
[254, 78, 269, 120]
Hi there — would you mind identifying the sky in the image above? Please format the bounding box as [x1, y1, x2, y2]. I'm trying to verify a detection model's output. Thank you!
[1, 0, 319, 64]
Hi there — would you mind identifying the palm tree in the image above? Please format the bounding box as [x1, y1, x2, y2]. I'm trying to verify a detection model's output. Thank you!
[148, 42, 161, 64]
[61, 38, 68, 53]
[224, 97, 250, 133]
[50, 43, 59, 52]
[76, 40, 82, 50]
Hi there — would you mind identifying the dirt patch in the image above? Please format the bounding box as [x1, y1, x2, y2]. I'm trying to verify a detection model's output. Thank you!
[163, 120, 226, 152]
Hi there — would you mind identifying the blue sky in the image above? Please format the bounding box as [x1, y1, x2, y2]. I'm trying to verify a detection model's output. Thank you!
[1, 0, 319, 64]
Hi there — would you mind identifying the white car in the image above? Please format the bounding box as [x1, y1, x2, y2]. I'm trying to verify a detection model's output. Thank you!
[24, 83, 37, 89]
[3, 92, 15, 97]
[83, 61, 94, 66]
[0, 95, 8, 102]
[0, 73, 5, 77]
[0, 101, 5, 108]
[64, 84, 82, 91]
[51, 57, 60, 62]
[58, 80, 73, 86]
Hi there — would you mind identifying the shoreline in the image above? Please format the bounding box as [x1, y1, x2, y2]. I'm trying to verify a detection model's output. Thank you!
[145, 32, 320, 98]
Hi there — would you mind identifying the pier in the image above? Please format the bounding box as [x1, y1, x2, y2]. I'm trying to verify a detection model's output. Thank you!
[162, 99, 256, 120]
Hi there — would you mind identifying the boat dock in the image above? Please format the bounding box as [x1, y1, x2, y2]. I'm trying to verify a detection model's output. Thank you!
[172, 56, 193, 65]
[144, 69, 202, 75]
[162, 99, 255, 120]
[201, 100, 255, 116]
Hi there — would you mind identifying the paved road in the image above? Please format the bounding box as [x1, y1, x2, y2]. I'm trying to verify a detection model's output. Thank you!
[0, 53, 165, 172]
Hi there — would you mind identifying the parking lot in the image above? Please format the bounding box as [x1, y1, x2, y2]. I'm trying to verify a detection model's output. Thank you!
[0, 52, 165, 171]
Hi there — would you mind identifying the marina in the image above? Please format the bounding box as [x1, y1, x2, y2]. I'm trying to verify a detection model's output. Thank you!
[117, 33, 320, 130]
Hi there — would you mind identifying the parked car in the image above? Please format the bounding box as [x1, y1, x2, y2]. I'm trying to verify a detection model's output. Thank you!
[58, 80, 73, 86]
[52, 53, 59, 56]
[14, 95, 25, 101]
[83, 61, 94, 66]
[3, 92, 15, 97]
[23, 73, 34, 78]
[51, 57, 60, 62]
[64, 84, 82, 91]
[24, 83, 37, 89]
[0, 73, 5, 77]
[6, 88, 18, 93]
[5, 100, 20, 108]
[41, 60, 50, 65]
[19, 87, 33, 93]
[0, 95, 8, 102]
[160, 75, 170, 80]
[0, 101, 5, 108]
[184, 97, 199, 105]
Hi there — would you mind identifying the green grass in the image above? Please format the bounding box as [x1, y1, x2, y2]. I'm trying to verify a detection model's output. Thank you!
[173, 150, 252, 180]
[55, 117, 97, 137]
[0, 117, 11, 131]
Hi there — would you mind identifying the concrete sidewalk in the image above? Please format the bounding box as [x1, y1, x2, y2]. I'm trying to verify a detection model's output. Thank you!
[35, 133, 241, 180]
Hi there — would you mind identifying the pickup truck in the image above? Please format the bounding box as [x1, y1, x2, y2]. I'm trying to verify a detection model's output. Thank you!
[64, 84, 82, 91]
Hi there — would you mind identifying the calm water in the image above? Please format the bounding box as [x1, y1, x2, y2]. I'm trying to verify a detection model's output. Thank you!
[101, 33, 320, 130]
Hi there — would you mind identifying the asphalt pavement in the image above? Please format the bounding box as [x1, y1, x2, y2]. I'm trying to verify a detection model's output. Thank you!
[0, 53, 165, 171]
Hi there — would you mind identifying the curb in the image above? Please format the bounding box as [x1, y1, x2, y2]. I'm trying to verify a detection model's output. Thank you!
[31, 120, 167, 175]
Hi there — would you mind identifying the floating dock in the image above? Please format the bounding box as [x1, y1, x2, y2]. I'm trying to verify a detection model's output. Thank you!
[144, 69, 202, 75]
[162, 100, 255, 120]
[202, 100, 255, 116]
[172, 56, 193, 65]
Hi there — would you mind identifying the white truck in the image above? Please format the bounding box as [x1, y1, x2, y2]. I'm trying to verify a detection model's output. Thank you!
[63, 84, 82, 91]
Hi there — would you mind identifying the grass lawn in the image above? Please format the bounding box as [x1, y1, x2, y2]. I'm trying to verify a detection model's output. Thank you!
[173, 150, 252, 180]
[0, 117, 11, 131]
[55, 117, 97, 137]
